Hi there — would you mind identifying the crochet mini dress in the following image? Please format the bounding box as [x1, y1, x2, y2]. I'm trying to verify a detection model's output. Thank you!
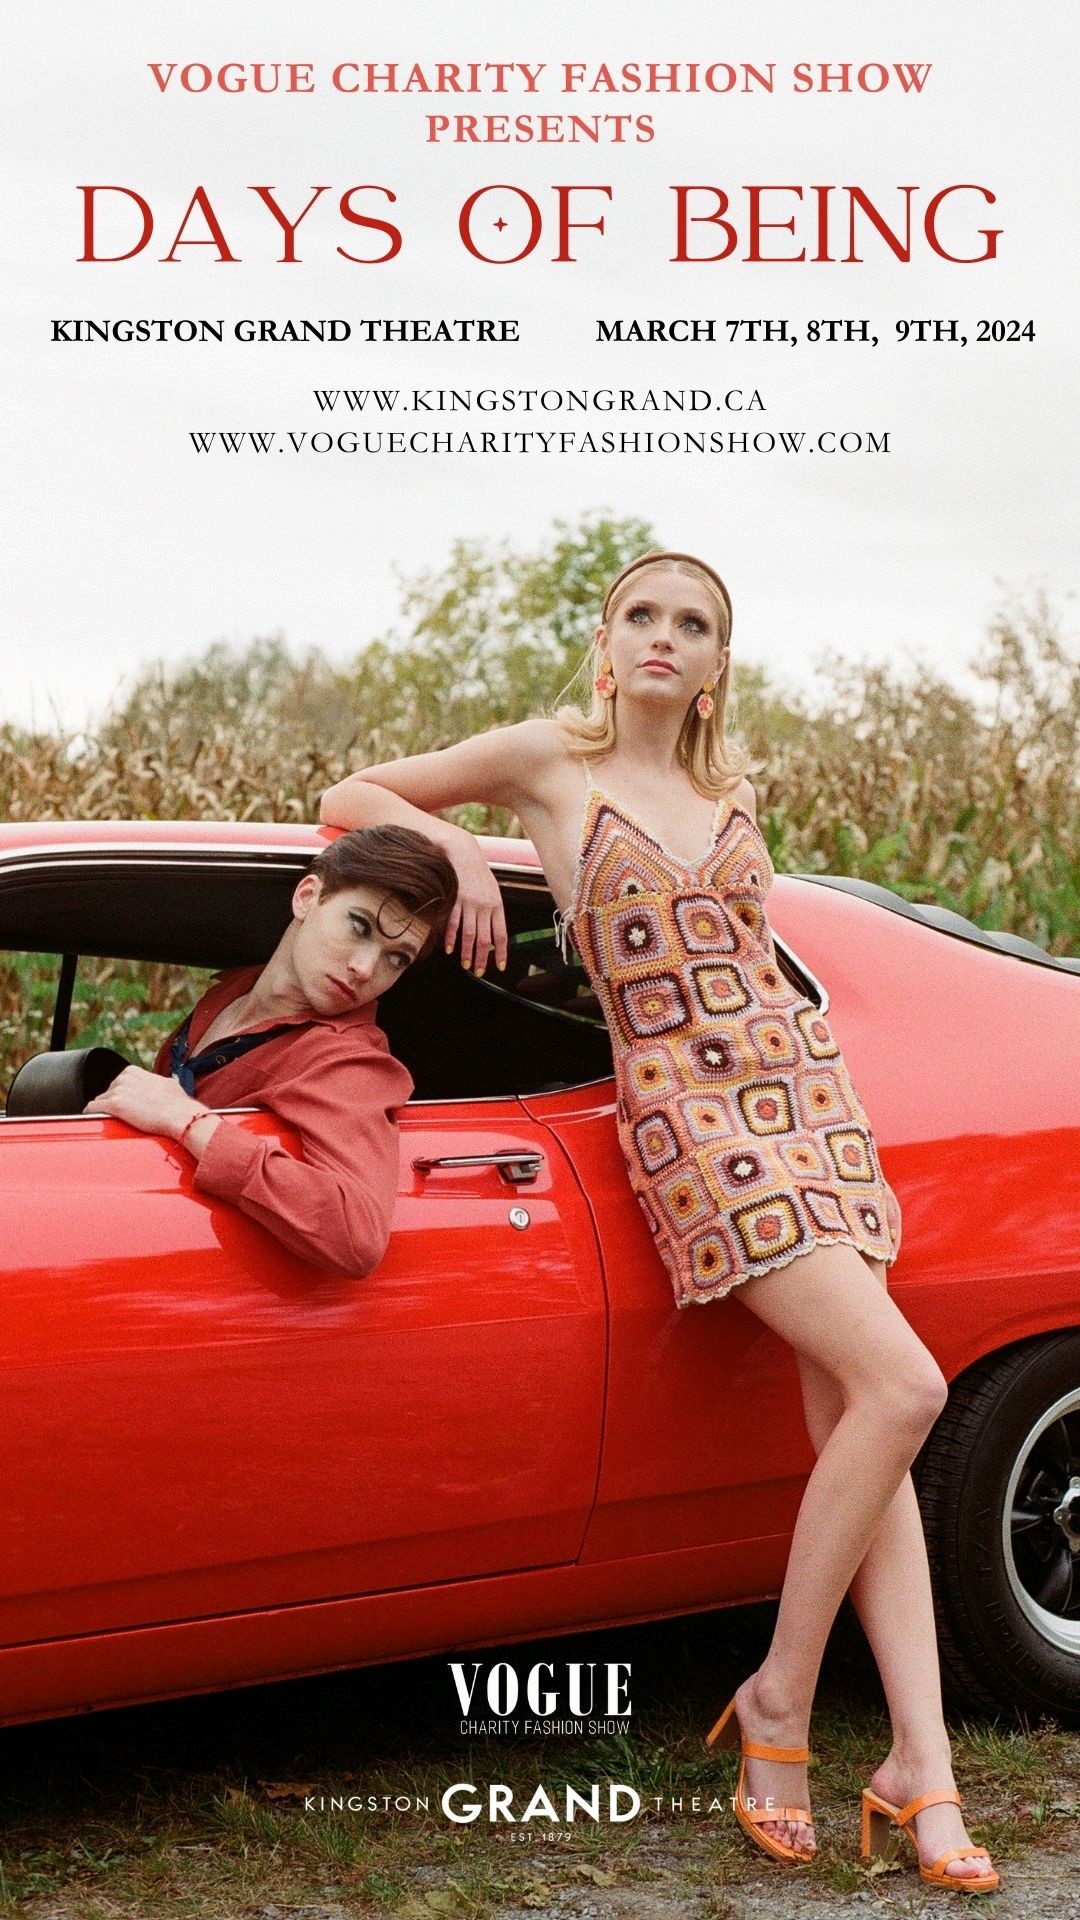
[560, 770, 901, 1307]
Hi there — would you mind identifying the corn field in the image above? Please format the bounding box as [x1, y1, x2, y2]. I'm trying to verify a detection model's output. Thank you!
[3, 600, 1077, 948]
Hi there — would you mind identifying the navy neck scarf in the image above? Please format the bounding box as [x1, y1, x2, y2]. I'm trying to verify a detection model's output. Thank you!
[168, 1012, 298, 1097]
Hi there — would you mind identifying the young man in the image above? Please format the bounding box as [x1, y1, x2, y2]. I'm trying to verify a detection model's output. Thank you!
[85, 826, 458, 1274]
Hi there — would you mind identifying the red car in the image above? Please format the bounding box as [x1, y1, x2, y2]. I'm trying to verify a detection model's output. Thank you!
[1, 819, 1078, 1727]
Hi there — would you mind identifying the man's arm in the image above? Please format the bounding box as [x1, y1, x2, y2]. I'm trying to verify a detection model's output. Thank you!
[91, 1037, 411, 1276]
[191, 1035, 412, 1275]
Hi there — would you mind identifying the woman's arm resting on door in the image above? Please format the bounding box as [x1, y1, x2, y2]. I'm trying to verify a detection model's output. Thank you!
[319, 720, 558, 973]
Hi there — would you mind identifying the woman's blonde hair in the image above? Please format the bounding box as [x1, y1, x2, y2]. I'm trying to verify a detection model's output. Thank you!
[553, 552, 753, 798]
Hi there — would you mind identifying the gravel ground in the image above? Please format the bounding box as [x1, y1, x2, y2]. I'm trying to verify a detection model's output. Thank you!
[13, 1832, 1079, 1920]
[485, 1832, 1079, 1920]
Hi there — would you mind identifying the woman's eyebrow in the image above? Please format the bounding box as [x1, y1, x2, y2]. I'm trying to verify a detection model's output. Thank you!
[631, 595, 711, 618]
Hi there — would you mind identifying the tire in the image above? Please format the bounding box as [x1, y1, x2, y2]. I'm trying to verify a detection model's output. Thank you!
[916, 1331, 1080, 1724]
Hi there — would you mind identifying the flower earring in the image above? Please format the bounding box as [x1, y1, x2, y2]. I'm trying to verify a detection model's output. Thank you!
[595, 658, 617, 699]
[696, 678, 716, 720]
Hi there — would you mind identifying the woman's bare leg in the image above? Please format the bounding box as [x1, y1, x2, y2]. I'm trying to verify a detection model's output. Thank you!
[792, 1263, 996, 1882]
[715, 1240, 949, 1858]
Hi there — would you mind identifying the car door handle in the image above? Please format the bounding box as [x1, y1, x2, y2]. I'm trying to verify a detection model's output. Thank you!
[412, 1151, 544, 1187]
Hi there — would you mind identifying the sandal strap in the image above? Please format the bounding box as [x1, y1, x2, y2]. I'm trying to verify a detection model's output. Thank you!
[928, 1846, 993, 1877]
[740, 1739, 808, 1763]
[743, 1804, 814, 1827]
[897, 1787, 962, 1826]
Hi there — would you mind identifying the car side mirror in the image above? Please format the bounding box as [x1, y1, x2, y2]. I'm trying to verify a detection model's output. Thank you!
[6, 1047, 131, 1118]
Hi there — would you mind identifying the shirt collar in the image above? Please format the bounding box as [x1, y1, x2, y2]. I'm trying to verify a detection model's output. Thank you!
[189, 965, 379, 1051]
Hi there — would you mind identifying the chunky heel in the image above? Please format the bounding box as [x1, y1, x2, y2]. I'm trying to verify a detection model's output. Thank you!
[705, 1696, 740, 1751]
[859, 1790, 895, 1861]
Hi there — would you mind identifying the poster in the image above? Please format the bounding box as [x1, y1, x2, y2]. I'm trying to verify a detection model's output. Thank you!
[4, 1, 1077, 1913]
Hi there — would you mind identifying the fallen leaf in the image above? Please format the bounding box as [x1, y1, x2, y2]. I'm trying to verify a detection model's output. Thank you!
[257, 1780, 316, 1800]
[576, 1865, 617, 1886]
[866, 1856, 901, 1879]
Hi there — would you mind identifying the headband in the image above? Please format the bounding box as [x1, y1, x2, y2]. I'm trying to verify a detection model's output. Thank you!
[602, 550, 734, 639]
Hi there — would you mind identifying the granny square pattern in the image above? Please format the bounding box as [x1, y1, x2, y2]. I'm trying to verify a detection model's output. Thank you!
[566, 773, 901, 1306]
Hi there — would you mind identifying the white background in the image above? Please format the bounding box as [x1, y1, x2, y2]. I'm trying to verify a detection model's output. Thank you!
[3, 0, 1076, 727]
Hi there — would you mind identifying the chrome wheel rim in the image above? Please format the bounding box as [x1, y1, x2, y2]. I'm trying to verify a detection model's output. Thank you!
[1002, 1386, 1080, 1654]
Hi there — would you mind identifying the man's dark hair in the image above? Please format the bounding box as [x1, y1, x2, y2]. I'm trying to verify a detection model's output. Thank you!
[310, 826, 459, 957]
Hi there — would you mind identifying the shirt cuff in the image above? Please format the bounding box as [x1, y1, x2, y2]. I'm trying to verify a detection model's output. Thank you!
[192, 1118, 261, 1201]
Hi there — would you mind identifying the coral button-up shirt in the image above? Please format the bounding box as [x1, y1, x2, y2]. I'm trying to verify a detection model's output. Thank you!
[154, 966, 414, 1275]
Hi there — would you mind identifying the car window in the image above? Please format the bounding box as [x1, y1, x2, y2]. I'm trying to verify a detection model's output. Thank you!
[379, 879, 614, 1101]
[1, 951, 212, 1095]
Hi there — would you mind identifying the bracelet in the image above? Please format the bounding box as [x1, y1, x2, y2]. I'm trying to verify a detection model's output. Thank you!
[177, 1107, 212, 1154]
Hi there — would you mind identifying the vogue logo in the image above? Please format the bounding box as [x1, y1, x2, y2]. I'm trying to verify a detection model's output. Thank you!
[449, 1660, 631, 1719]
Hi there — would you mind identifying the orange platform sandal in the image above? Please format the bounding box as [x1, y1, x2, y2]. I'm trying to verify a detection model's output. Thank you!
[706, 1695, 816, 1866]
[860, 1786, 999, 1894]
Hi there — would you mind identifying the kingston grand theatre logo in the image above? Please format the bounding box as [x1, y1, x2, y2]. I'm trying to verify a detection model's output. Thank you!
[303, 1659, 731, 1827]
[449, 1658, 632, 1736]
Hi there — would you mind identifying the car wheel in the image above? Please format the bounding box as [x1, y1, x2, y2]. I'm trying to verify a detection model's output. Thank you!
[917, 1331, 1080, 1723]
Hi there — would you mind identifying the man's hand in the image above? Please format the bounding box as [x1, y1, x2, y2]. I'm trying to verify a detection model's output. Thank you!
[84, 1065, 201, 1142]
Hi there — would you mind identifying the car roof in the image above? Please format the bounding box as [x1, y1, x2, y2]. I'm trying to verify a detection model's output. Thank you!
[0, 819, 541, 868]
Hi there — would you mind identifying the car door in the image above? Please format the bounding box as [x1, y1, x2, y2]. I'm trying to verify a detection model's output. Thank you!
[0, 1093, 605, 1647]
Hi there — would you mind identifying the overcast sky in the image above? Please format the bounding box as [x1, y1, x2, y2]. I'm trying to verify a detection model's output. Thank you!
[4, 0, 1077, 729]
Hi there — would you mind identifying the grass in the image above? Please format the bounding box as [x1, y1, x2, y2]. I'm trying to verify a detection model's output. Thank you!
[1, 1605, 1075, 1917]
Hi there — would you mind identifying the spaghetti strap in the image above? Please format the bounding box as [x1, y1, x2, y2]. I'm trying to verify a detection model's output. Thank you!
[710, 788, 733, 843]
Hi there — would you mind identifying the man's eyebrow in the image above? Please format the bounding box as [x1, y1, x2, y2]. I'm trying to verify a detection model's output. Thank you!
[376, 922, 423, 957]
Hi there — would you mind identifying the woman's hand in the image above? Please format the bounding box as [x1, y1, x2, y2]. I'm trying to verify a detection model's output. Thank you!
[442, 827, 508, 975]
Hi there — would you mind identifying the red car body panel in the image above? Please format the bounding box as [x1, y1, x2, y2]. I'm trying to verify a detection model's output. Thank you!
[1, 1105, 605, 1642]
[0, 820, 1077, 1726]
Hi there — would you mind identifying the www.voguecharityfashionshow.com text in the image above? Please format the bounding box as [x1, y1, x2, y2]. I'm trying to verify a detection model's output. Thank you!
[183, 388, 889, 457]
[187, 426, 888, 456]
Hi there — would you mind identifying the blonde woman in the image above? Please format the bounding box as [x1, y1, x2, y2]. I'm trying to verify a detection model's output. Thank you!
[320, 551, 998, 1892]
